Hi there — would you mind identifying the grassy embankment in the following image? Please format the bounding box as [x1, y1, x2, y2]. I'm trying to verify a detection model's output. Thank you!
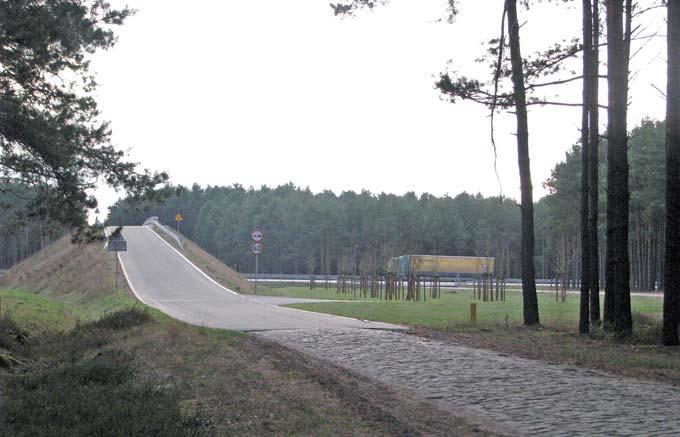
[0, 234, 489, 436]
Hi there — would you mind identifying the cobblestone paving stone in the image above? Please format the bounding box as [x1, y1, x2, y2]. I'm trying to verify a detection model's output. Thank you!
[255, 328, 680, 436]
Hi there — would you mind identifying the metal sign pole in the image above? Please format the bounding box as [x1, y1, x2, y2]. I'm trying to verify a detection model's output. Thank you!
[108, 235, 127, 296]
[175, 214, 184, 243]
[115, 253, 119, 295]
[251, 229, 264, 294]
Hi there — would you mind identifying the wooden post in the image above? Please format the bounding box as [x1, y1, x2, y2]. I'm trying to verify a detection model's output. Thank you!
[470, 303, 477, 323]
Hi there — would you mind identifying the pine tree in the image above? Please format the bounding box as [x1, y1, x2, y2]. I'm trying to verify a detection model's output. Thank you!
[604, 0, 633, 336]
[663, 0, 680, 346]
[0, 0, 168, 227]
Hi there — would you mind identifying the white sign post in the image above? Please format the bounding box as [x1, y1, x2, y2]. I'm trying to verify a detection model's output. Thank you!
[251, 230, 264, 291]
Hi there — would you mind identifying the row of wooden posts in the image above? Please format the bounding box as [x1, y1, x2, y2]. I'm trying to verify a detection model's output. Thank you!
[471, 274, 507, 302]
[310, 274, 442, 301]
[310, 274, 516, 306]
[552, 274, 568, 302]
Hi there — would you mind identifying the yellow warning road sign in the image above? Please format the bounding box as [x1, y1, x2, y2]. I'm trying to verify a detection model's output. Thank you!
[175, 213, 183, 221]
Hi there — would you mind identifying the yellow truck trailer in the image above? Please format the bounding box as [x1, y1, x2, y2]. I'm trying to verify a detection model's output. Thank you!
[387, 255, 494, 276]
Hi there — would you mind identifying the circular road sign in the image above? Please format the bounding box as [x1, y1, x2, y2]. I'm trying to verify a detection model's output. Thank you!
[251, 229, 264, 242]
[251, 242, 264, 255]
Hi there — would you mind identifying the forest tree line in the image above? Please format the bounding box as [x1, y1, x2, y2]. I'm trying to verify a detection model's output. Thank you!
[0, 185, 65, 269]
[107, 119, 665, 290]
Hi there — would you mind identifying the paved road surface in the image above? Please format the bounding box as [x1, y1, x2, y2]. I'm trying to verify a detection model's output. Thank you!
[258, 328, 680, 436]
[117, 226, 403, 332]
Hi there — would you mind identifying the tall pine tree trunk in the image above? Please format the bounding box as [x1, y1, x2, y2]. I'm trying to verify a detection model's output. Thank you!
[579, 0, 593, 334]
[663, 0, 680, 346]
[589, 0, 601, 325]
[507, 0, 539, 325]
[604, 0, 632, 335]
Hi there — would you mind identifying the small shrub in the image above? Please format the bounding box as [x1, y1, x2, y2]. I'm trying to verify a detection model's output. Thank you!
[632, 311, 658, 328]
[73, 307, 152, 333]
[1, 349, 206, 436]
[632, 312, 663, 345]
[0, 313, 27, 352]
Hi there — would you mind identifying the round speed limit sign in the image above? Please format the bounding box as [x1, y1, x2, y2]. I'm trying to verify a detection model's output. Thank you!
[251, 242, 264, 255]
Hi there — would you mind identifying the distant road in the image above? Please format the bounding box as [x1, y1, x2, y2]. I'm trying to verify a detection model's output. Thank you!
[117, 226, 403, 332]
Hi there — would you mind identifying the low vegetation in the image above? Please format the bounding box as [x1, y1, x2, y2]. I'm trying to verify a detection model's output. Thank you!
[286, 287, 661, 328]
[253, 284, 381, 300]
[1, 309, 204, 436]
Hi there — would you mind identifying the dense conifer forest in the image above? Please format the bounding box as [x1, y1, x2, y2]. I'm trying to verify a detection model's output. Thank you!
[0, 185, 64, 269]
[107, 119, 665, 291]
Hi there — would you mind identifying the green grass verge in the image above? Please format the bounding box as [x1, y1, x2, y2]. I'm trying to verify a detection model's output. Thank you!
[0, 289, 141, 331]
[286, 288, 663, 329]
[255, 285, 383, 300]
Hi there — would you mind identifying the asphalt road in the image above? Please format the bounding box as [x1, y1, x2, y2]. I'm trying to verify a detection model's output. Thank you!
[117, 226, 403, 332]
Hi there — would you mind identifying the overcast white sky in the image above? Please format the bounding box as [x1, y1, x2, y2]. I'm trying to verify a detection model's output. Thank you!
[90, 0, 667, 220]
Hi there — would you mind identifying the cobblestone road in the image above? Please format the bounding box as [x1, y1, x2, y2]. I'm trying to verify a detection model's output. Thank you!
[256, 329, 680, 436]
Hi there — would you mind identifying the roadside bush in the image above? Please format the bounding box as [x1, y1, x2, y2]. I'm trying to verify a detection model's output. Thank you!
[73, 307, 152, 333]
[1, 349, 205, 436]
[0, 313, 27, 352]
[632, 312, 663, 345]
[23, 350, 135, 389]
